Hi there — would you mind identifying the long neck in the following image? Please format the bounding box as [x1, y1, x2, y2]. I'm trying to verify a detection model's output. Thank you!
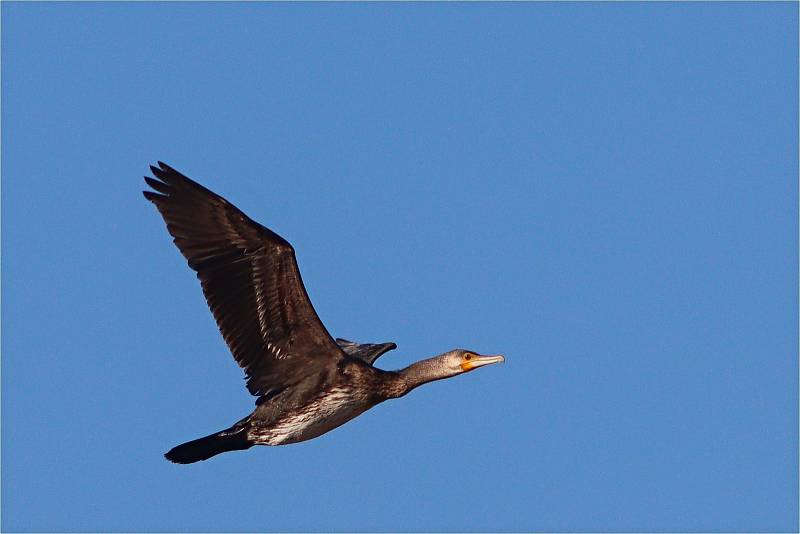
[386, 356, 453, 398]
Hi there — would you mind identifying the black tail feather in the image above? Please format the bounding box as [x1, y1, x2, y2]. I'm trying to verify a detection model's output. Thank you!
[165, 428, 252, 464]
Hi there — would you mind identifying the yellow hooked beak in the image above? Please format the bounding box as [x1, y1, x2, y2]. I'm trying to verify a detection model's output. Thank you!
[460, 354, 505, 372]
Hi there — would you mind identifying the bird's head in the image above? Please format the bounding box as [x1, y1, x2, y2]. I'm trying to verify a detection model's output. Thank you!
[440, 349, 506, 375]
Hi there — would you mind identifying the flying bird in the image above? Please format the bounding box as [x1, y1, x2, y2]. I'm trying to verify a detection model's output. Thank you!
[143, 162, 504, 464]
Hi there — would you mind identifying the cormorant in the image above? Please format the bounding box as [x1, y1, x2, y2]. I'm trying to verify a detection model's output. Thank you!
[143, 162, 504, 464]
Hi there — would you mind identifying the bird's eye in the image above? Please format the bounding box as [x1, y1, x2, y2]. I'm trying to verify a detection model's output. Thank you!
[464, 354, 472, 360]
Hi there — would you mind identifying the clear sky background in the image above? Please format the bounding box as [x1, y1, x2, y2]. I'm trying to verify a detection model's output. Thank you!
[2, 2, 797, 532]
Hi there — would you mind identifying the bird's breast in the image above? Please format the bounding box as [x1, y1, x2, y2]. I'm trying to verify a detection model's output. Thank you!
[249, 386, 374, 446]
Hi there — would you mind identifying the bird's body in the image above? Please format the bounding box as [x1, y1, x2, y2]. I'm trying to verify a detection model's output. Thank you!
[143, 162, 503, 464]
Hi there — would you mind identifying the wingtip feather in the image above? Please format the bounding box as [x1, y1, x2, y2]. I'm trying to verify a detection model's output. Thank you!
[143, 190, 164, 202]
[144, 176, 171, 194]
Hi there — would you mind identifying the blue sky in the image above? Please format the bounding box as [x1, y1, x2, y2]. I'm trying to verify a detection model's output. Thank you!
[2, 2, 797, 532]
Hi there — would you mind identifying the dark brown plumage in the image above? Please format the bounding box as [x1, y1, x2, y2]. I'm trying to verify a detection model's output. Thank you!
[144, 164, 342, 397]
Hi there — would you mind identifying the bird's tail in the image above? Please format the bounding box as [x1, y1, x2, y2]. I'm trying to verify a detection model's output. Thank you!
[164, 426, 252, 464]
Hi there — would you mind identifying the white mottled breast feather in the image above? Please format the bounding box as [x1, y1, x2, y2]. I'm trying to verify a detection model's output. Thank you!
[249, 387, 372, 445]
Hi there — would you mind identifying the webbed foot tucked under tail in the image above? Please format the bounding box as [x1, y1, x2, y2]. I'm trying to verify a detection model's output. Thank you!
[165, 427, 252, 464]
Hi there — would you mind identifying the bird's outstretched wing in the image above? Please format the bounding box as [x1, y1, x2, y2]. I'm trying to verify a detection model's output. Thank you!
[143, 161, 344, 396]
[335, 338, 397, 365]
